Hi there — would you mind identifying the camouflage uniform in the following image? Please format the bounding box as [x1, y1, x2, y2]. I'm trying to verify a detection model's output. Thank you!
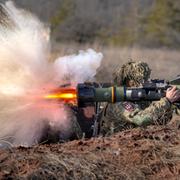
[100, 61, 173, 136]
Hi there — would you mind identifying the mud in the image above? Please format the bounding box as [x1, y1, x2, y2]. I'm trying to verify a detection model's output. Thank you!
[0, 117, 179, 180]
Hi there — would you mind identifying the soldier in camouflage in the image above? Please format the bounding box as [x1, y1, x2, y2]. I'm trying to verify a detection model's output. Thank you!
[100, 61, 180, 136]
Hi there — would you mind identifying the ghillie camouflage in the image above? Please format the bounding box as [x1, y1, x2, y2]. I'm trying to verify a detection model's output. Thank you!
[113, 61, 151, 86]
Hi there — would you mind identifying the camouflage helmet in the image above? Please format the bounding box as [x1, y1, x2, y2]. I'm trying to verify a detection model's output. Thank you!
[113, 61, 151, 86]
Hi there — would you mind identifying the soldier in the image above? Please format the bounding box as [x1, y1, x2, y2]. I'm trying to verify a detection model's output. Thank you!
[100, 61, 180, 136]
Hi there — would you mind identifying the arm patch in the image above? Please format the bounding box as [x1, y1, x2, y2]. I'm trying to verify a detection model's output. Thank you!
[122, 102, 135, 112]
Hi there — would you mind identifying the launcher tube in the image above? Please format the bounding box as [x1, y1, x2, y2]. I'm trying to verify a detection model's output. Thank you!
[77, 84, 180, 107]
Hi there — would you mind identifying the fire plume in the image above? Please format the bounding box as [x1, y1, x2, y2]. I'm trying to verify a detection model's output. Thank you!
[44, 87, 77, 105]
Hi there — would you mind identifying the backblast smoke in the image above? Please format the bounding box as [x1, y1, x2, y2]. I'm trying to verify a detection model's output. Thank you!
[0, 1, 103, 147]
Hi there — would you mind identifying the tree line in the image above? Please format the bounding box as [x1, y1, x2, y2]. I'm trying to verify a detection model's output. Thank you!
[2, 0, 180, 48]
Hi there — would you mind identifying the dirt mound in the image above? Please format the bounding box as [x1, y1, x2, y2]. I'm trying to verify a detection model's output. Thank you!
[0, 117, 179, 180]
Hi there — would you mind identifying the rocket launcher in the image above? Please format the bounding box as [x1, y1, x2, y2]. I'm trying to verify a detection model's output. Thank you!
[44, 78, 180, 107]
[77, 80, 180, 107]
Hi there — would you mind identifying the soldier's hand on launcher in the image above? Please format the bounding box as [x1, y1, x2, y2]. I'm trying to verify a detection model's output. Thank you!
[166, 86, 180, 103]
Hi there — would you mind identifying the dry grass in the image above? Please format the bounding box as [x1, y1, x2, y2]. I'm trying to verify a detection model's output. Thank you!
[51, 43, 180, 82]
[0, 120, 179, 179]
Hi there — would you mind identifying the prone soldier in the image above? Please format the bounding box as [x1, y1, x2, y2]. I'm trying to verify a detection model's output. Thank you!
[100, 61, 180, 136]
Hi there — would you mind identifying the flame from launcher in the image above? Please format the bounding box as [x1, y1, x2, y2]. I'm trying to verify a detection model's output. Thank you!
[44, 87, 77, 105]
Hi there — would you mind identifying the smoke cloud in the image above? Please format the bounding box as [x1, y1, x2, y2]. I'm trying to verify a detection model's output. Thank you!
[54, 49, 102, 85]
[0, 1, 103, 147]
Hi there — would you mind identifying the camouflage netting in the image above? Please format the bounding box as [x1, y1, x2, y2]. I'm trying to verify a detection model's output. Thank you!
[113, 61, 151, 86]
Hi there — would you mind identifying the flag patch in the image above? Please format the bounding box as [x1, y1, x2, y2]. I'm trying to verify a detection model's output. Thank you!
[122, 102, 135, 112]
